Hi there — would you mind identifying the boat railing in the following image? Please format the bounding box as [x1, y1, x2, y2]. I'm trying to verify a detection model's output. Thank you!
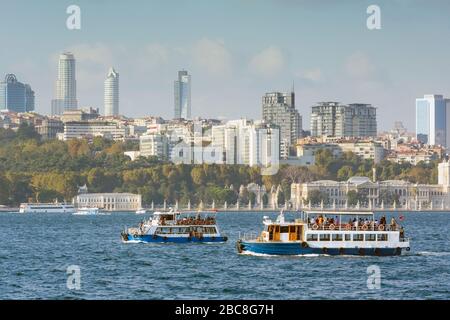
[241, 231, 259, 241]
[307, 223, 401, 232]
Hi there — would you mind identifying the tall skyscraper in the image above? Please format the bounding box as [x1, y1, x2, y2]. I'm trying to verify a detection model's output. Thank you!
[104, 67, 119, 116]
[51, 52, 78, 115]
[174, 70, 191, 119]
[310, 102, 377, 138]
[416, 94, 450, 147]
[0, 74, 35, 112]
[262, 91, 302, 158]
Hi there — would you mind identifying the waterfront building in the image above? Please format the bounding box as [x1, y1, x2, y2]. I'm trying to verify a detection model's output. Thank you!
[73, 193, 142, 212]
[0, 74, 35, 112]
[140, 133, 170, 160]
[310, 102, 377, 138]
[61, 121, 127, 141]
[262, 91, 302, 158]
[291, 160, 450, 209]
[174, 70, 191, 119]
[104, 67, 119, 116]
[51, 52, 78, 115]
[415, 94, 450, 147]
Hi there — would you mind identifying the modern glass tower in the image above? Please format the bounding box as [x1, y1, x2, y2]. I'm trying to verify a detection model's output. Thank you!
[174, 70, 191, 119]
[0, 74, 35, 112]
[51, 52, 78, 115]
[104, 67, 119, 116]
[416, 94, 449, 147]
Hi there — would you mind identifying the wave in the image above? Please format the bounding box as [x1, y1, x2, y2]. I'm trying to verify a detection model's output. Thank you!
[416, 251, 450, 257]
[122, 240, 145, 244]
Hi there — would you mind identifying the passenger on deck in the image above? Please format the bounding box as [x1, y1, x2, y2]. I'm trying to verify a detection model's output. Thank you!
[390, 217, 397, 230]
[380, 215, 386, 225]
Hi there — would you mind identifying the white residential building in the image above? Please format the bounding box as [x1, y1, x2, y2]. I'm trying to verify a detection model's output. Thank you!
[140, 133, 170, 160]
[61, 121, 128, 141]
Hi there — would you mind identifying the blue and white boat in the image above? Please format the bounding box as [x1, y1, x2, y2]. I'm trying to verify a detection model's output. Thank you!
[121, 209, 228, 243]
[237, 210, 410, 256]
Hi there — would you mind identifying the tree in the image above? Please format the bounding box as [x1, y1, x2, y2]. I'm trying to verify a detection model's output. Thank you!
[337, 166, 354, 181]
[308, 190, 329, 206]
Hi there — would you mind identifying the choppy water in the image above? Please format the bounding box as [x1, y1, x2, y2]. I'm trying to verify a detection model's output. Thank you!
[0, 211, 449, 299]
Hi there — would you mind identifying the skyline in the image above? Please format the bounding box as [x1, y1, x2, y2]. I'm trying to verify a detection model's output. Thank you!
[1, 1, 450, 130]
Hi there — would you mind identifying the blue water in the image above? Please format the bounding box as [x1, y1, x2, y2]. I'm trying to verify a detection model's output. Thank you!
[0, 211, 449, 299]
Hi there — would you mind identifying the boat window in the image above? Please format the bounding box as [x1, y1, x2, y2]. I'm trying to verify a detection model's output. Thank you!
[365, 234, 376, 241]
[289, 226, 296, 233]
[280, 226, 289, 233]
[319, 234, 330, 241]
[345, 234, 351, 241]
[332, 234, 343, 241]
[353, 234, 364, 241]
[307, 234, 318, 241]
[377, 234, 388, 241]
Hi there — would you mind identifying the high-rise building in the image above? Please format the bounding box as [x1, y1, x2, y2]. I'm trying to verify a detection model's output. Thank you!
[0, 74, 35, 112]
[104, 67, 119, 116]
[51, 52, 78, 115]
[174, 70, 191, 119]
[262, 91, 302, 158]
[310, 102, 377, 138]
[416, 94, 450, 147]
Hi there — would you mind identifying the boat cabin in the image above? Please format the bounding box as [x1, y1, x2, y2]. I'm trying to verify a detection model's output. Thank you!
[260, 214, 305, 242]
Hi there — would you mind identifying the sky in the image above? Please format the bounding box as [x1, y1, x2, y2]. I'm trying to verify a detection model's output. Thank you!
[1, 0, 450, 131]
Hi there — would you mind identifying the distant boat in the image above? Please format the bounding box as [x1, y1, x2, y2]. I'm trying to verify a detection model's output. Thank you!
[121, 208, 227, 243]
[135, 209, 147, 214]
[19, 203, 76, 214]
[73, 207, 102, 215]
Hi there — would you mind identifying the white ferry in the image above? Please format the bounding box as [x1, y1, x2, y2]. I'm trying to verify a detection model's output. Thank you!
[19, 203, 76, 214]
[237, 210, 410, 256]
[121, 209, 228, 243]
[73, 207, 101, 215]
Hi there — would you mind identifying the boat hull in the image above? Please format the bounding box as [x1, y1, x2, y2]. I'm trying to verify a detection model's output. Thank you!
[237, 241, 405, 256]
[124, 234, 228, 243]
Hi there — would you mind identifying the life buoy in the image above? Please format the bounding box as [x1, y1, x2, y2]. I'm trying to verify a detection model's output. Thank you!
[312, 224, 319, 230]
[362, 225, 368, 231]
[378, 225, 385, 231]
[329, 224, 336, 230]
[345, 224, 351, 231]
[133, 232, 139, 238]
[301, 242, 308, 248]
[358, 248, 365, 256]
[406, 247, 410, 252]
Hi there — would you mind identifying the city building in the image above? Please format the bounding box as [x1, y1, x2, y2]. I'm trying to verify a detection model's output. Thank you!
[415, 94, 450, 147]
[61, 107, 100, 122]
[0, 74, 35, 112]
[51, 52, 78, 115]
[310, 102, 377, 138]
[296, 137, 385, 165]
[262, 91, 302, 158]
[140, 133, 170, 160]
[104, 67, 119, 116]
[73, 193, 142, 211]
[35, 118, 64, 140]
[174, 70, 191, 119]
[291, 159, 450, 210]
[61, 121, 128, 141]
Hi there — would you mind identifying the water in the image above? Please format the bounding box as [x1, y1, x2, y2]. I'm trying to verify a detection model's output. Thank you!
[0, 211, 449, 299]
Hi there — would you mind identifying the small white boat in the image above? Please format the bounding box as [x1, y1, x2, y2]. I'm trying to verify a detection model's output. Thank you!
[73, 207, 100, 215]
[135, 209, 147, 214]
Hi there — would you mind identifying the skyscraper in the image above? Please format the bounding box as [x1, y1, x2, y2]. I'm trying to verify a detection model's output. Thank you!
[416, 94, 450, 147]
[310, 102, 377, 138]
[104, 67, 119, 116]
[0, 74, 35, 112]
[51, 52, 77, 115]
[262, 91, 302, 158]
[174, 70, 191, 119]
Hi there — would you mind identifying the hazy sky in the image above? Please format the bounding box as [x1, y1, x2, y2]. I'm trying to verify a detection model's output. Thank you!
[1, 0, 450, 131]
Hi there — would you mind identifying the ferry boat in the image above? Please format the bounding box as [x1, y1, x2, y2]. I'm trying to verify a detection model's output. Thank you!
[73, 207, 101, 215]
[121, 209, 228, 243]
[135, 208, 147, 214]
[19, 202, 76, 213]
[236, 210, 410, 256]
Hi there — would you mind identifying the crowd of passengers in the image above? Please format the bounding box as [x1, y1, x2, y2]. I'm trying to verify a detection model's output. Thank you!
[309, 214, 400, 231]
